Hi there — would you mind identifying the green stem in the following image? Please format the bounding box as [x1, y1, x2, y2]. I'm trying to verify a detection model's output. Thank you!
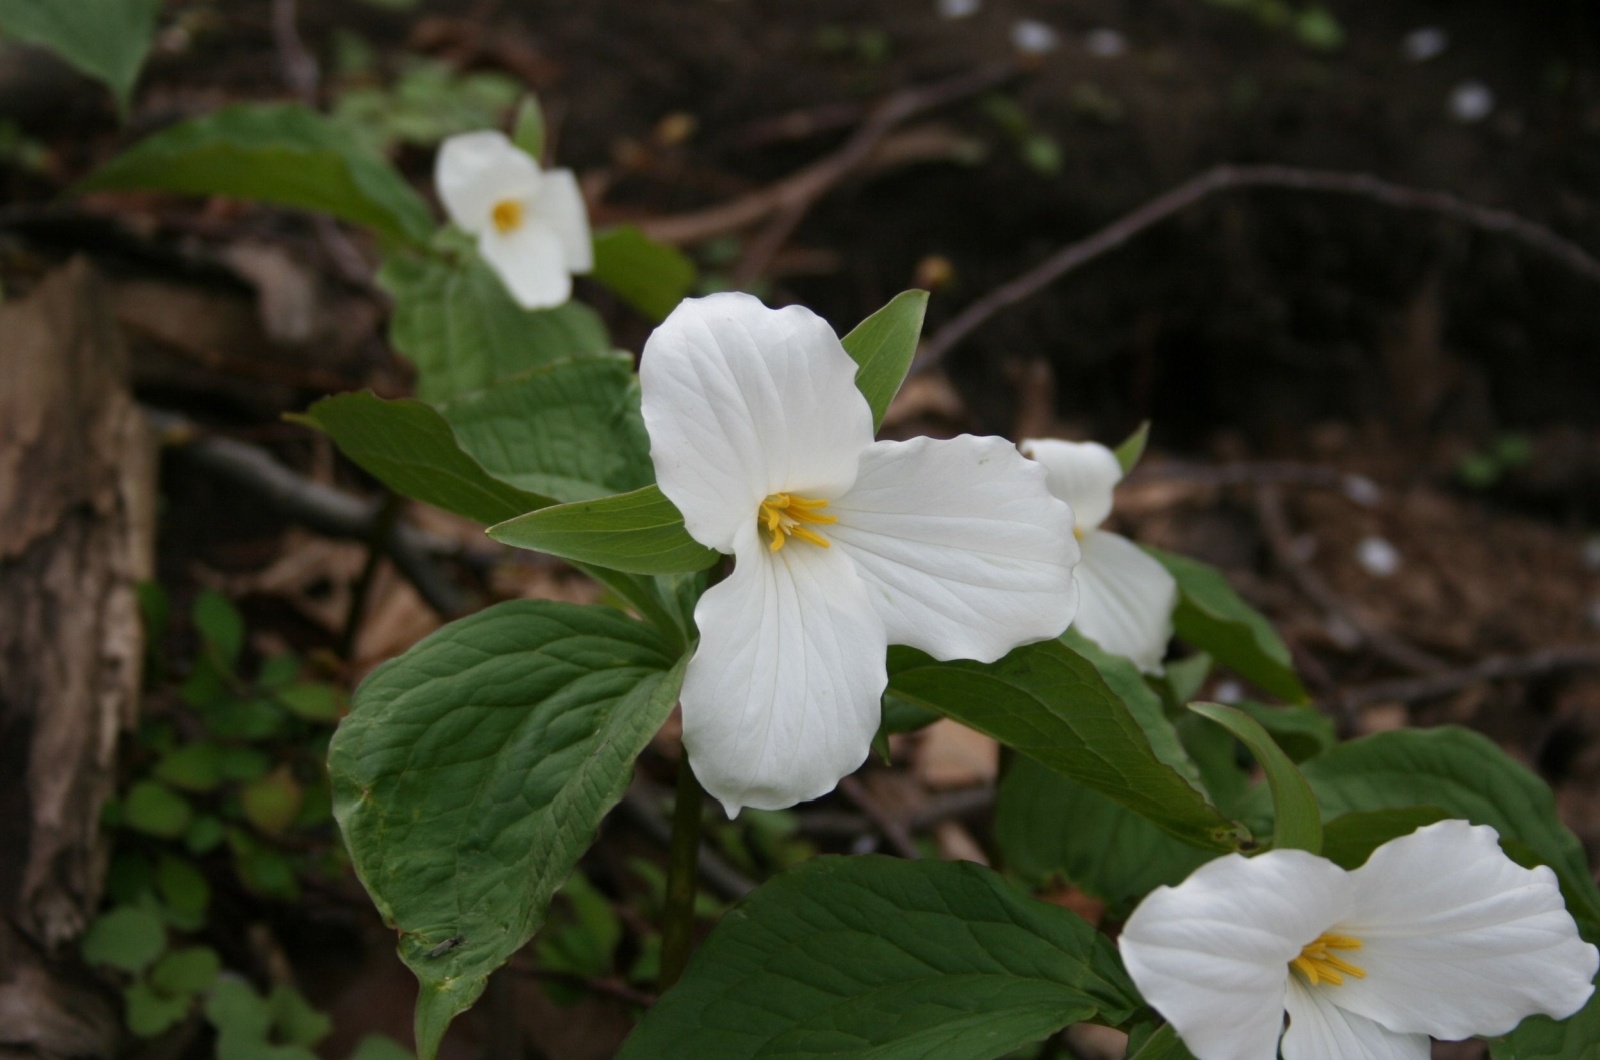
[658, 754, 705, 992]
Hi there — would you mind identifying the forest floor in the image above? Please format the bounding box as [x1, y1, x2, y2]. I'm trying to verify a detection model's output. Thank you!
[4, 0, 1600, 1057]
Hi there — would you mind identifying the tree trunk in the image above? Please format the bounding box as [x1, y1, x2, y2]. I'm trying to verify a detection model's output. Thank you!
[0, 258, 156, 1057]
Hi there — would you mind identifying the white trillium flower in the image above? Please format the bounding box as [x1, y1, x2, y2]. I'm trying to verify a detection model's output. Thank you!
[641, 293, 1082, 816]
[1120, 820, 1599, 1060]
[1020, 438, 1176, 673]
[435, 130, 593, 310]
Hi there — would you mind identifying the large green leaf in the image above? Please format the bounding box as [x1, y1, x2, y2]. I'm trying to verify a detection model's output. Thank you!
[1063, 630, 1205, 792]
[995, 756, 1212, 913]
[1189, 702, 1321, 854]
[438, 354, 653, 503]
[489, 485, 719, 576]
[590, 225, 697, 323]
[888, 640, 1240, 851]
[839, 289, 928, 430]
[620, 856, 1140, 1060]
[329, 601, 685, 1059]
[75, 104, 434, 245]
[1492, 978, 1600, 1060]
[379, 253, 612, 403]
[0, 0, 162, 113]
[1244, 726, 1600, 930]
[297, 393, 549, 525]
[1145, 548, 1308, 704]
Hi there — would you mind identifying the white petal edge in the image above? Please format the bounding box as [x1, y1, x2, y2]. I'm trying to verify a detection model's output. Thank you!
[1329, 820, 1599, 1040]
[680, 524, 888, 816]
[826, 435, 1078, 663]
[639, 293, 874, 553]
[1019, 438, 1122, 532]
[1073, 529, 1177, 674]
[535, 168, 593, 274]
[1119, 850, 1351, 1060]
[435, 130, 541, 234]
[1282, 979, 1429, 1060]
[478, 223, 572, 310]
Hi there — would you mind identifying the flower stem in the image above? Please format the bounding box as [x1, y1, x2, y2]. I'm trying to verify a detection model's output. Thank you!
[658, 753, 705, 992]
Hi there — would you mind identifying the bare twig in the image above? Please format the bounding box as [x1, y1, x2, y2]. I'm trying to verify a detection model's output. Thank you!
[837, 776, 921, 860]
[1341, 645, 1600, 709]
[509, 962, 658, 1008]
[1254, 484, 1448, 676]
[639, 62, 1019, 260]
[915, 164, 1600, 372]
[146, 409, 469, 617]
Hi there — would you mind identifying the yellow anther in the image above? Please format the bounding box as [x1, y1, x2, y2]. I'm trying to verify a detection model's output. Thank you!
[1291, 932, 1366, 988]
[758, 493, 837, 552]
[491, 199, 524, 234]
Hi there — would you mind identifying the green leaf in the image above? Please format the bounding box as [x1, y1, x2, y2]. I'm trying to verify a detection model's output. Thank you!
[511, 96, 546, 159]
[621, 856, 1139, 1060]
[0, 0, 162, 113]
[379, 254, 612, 403]
[241, 766, 304, 834]
[125, 980, 191, 1037]
[124, 780, 193, 839]
[887, 640, 1240, 851]
[1064, 630, 1206, 792]
[839, 290, 928, 429]
[995, 756, 1212, 912]
[193, 589, 245, 666]
[75, 104, 434, 246]
[150, 946, 222, 997]
[156, 854, 210, 930]
[155, 742, 224, 792]
[1188, 702, 1321, 854]
[268, 984, 332, 1047]
[489, 485, 719, 576]
[83, 906, 167, 973]
[329, 601, 687, 1059]
[276, 683, 343, 723]
[1231, 700, 1336, 763]
[349, 1036, 415, 1060]
[1126, 1022, 1196, 1060]
[1113, 421, 1150, 475]
[437, 355, 654, 502]
[1491, 977, 1600, 1060]
[1320, 806, 1451, 870]
[1253, 727, 1600, 931]
[297, 392, 549, 525]
[590, 225, 697, 322]
[1146, 548, 1308, 704]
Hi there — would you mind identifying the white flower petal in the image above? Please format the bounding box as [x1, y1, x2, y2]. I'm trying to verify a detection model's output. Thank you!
[681, 525, 888, 816]
[1282, 979, 1428, 1060]
[1019, 438, 1122, 531]
[436, 130, 541, 233]
[535, 168, 593, 274]
[1120, 851, 1350, 1060]
[1074, 529, 1177, 673]
[478, 223, 571, 310]
[826, 435, 1078, 663]
[639, 293, 874, 552]
[1330, 820, 1599, 1040]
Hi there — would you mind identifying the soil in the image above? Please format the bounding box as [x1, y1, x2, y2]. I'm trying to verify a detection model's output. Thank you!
[4, 1, 1600, 1057]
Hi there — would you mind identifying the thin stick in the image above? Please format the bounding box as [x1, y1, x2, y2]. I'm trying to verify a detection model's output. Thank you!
[915, 164, 1600, 372]
[1341, 645, 1600, 709]
[640, 62, 1019, 253]
[837, 776, 921, 860]
[658, 757, 706, 993]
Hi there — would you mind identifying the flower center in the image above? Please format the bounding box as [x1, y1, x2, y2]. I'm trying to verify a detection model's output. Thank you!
[491, 198, 525, 234]
[758, 493, 837, 552]
[1290, 932, 1367, 988]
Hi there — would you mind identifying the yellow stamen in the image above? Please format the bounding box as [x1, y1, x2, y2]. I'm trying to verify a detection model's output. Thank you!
[758, 493, 837, 552]
[491, 199, 524, 234]
[1290, 932, 1366, 988]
